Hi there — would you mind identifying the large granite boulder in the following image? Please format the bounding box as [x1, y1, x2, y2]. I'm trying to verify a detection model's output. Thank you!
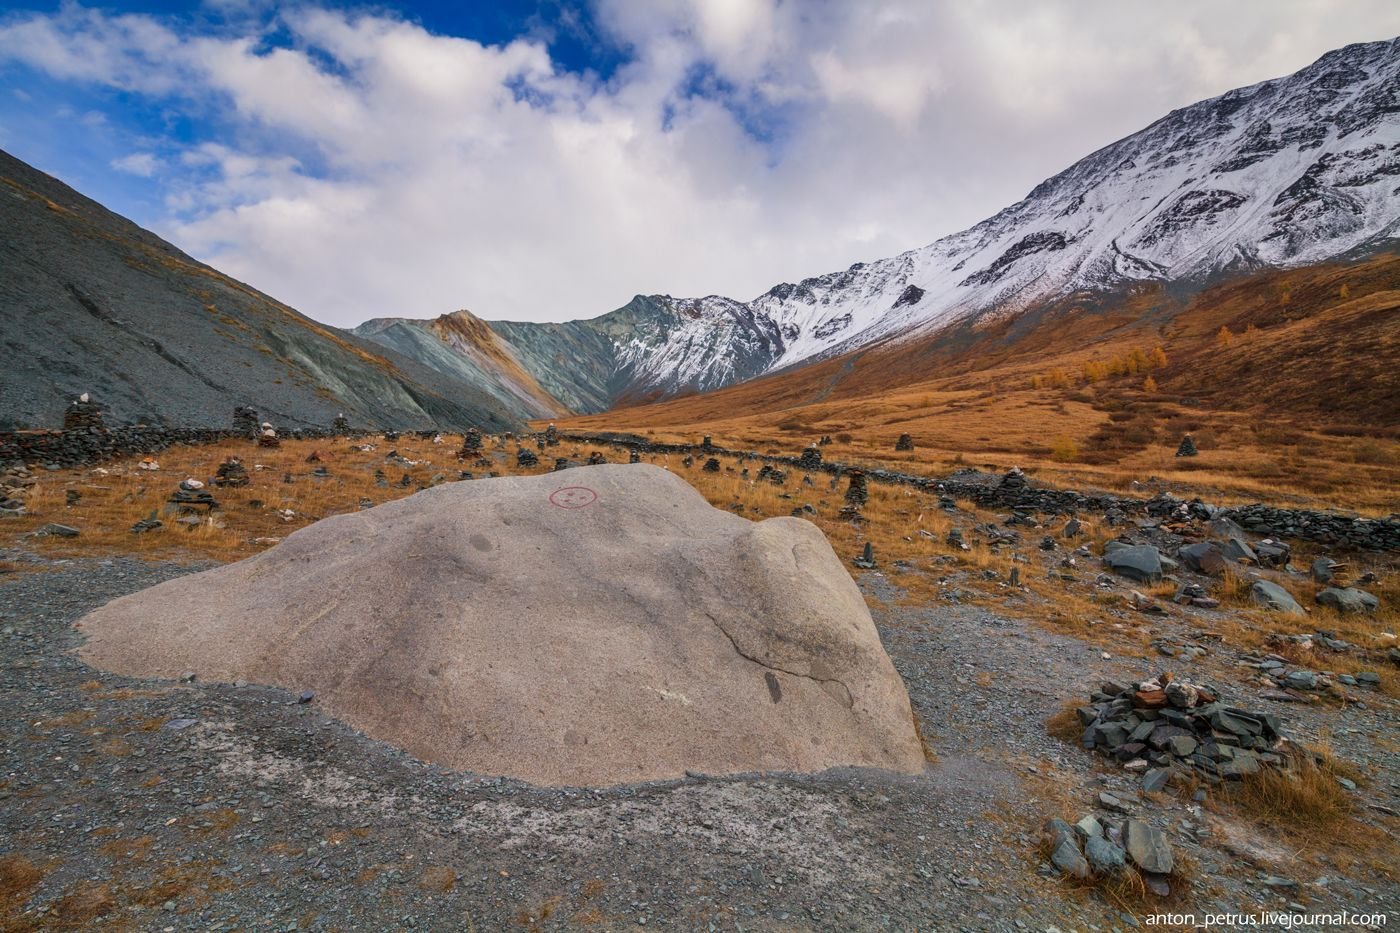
[76, 465, 924, 787]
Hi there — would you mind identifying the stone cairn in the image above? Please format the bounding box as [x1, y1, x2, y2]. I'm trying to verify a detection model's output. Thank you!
[895, 433, 914, 452]
[1175, 434, 1199, 457]
[211, 457, 250, 488]
[63, 393, 105, 432]
[798, 446, 822, 470]
[553, 457, 571, 471]
[628, 449, 641, 464]
[999, 466, 1028, 490]
[169, 478, 218, 511]
[516, 448, 539, 468]
[458, 429, 484, 460]
[853, 542, 877, 569]
[544, 424, 560, 447]
[584, 451, 605, 466]
[233, 406, 260, 439]
[844, 470, 869, 508]
[840, 470, 868, 520]
[755, 464, 786, 486]
[702, 435, 713, 450]
[702, 457, 721, 473]
[383, 430, 400, 442]
[817, 435, 833, 446]
[1076, 673, 1287, 787]
[374, 469, 388, 488]
[257, 423, 281, 449]
[0, 465, 36, 516]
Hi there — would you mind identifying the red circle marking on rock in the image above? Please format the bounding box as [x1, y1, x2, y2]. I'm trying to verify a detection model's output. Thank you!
[549, 486, 598, 509]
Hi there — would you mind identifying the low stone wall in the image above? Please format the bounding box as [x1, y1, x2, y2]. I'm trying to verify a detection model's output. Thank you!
[0, 425, 346, 471]
[558, 431, 1400, 552]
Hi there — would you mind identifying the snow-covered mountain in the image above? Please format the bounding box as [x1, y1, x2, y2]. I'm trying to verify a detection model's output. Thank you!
[361, 37, 1400, 416]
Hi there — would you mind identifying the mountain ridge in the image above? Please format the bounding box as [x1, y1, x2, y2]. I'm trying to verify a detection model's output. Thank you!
[356, 37, 1400, 416]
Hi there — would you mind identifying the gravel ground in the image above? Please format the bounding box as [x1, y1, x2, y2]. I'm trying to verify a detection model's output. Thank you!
[1, 548, 1397, 931]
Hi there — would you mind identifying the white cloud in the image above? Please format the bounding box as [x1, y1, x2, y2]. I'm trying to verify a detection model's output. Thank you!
[1, 1, 1399, 326]
[111, 151, 160, 176]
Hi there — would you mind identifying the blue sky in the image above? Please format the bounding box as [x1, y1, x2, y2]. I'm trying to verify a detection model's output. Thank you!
[2, 1, 1399, 325]
[0, 1, 630, 220]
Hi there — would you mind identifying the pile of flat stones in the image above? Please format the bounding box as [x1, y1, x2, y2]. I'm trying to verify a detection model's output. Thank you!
[1175, 434, 1199, 457]
[62, 395, 105, 432]
[233, 406, 260, 439]
[1, 465, 36, 515]
[333, 413, 350, 434]
[798, 446, 822, 470]
[1043, 814, 1176, 895]
[628, 450, 641, 464]
[702, 457, 721, 472]
[458, 429, 483, 459]
[1076, 674, 1287, 787]
[587, 452, 607, 466]
[844, 470, 868, 507]
[257, 424, 280, 449]
[756, 465, 786, 486]
[543, 424, 559, 446]
[516, 448, 539, 468]
[999, 466, 1027, 491]
[210, 457, 249, 488]
[895, 433, 914, 452]
[168, 479, 218, 512]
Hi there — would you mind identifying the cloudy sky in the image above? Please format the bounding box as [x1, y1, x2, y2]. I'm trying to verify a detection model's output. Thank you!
[2, 1, 1398, 326]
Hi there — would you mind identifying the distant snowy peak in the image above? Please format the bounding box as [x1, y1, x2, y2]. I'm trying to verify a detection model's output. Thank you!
[362, 38, 1400, 417]
[627, 36, 1400, 381]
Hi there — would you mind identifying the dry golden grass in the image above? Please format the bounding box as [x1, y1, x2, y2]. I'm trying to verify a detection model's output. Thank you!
[1226, 747, 1355, 832]
[2, 434, 558, 563]
[5, 429, 1396, 704]
[0, 855, 46, 923]
[559, 254, 1400, 515]
[1045, 702, 1086, 745]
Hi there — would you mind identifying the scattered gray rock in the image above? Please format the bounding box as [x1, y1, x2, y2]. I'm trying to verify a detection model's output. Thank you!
[1250, 580, 1305, 615]
[1124, 820, 1174, 874]
[1104, 545, 1163, 583]
[1315, 587, 1379, 614]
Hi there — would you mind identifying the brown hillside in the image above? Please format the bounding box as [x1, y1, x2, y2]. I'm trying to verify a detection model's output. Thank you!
[558, 254, 1400, 513]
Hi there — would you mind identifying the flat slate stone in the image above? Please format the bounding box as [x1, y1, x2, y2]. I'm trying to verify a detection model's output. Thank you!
[1105, 546, 1164, 583]
[1250, 580, 1305, 615]
[1125, 820, 1174, 874]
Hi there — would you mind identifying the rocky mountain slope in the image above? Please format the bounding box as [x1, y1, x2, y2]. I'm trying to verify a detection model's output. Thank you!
[0, 149, 531, 432]
[355, 293, 785, 414]
[361, 37, 1400, 414]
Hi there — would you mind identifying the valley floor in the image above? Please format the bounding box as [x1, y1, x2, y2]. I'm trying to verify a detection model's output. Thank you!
[1, 547, 1396, 931]
[1, 436, 1397, 931]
